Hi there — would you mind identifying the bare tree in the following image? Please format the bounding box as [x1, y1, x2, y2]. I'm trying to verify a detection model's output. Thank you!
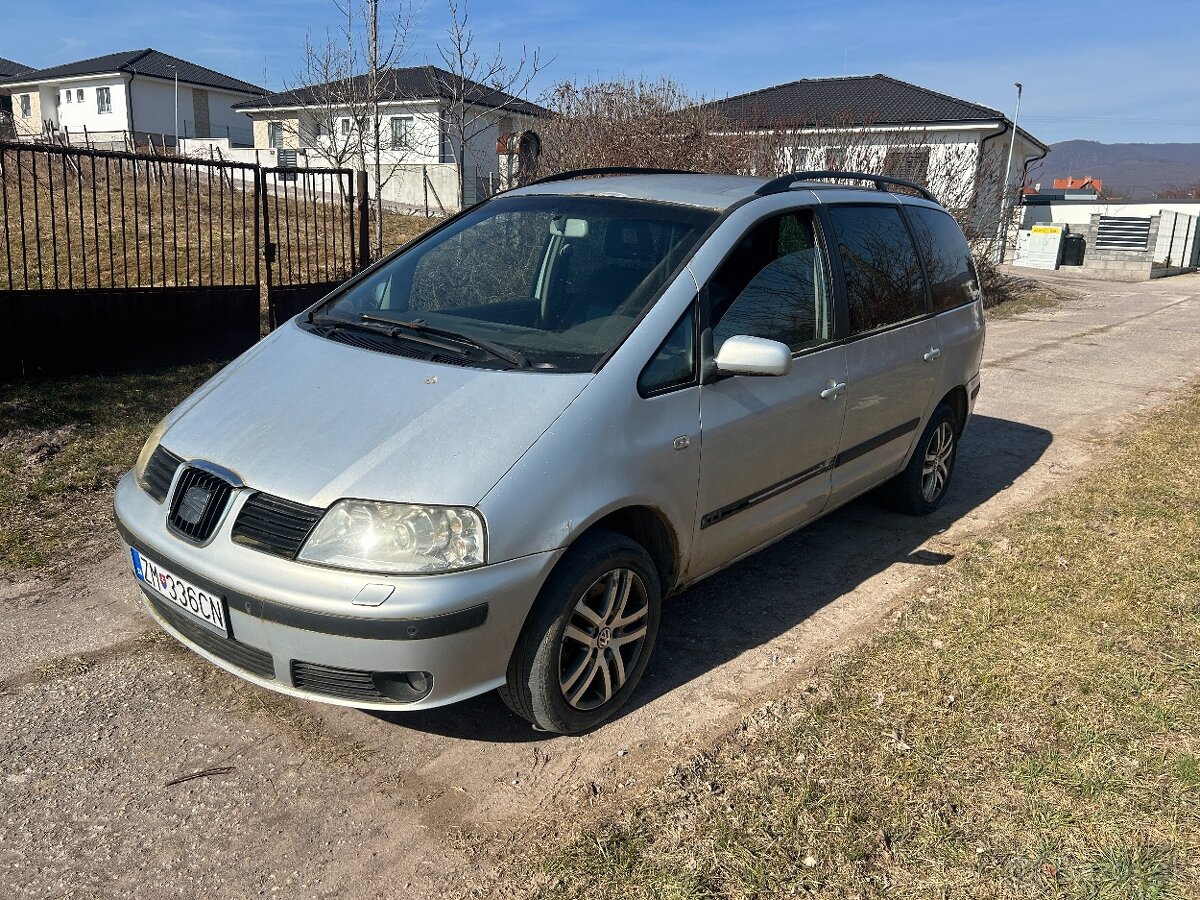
[429, 0, 549, 209]
[537, 77, 751, 175]
[272, 0, 414, 258]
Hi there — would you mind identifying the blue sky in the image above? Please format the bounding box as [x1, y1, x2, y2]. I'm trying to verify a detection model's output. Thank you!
[5, 0, 1199, 144]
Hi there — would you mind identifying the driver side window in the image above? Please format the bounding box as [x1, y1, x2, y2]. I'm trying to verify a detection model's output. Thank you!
[708, 211, 834, 354]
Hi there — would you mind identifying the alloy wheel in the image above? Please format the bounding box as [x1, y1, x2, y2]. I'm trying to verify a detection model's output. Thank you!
[558, 567, 650, 711]
[921, 421, 955, 502]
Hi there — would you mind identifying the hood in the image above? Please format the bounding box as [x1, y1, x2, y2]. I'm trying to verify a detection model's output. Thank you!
[160, 323, 591, 508]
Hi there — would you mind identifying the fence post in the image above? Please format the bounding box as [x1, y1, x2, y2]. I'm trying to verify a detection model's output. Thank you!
[356, 170, 370, 269]
[258, 165, 274, 329]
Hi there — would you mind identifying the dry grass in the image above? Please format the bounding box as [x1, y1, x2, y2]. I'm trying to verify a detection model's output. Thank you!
[528, 387, 1200, 898]
[0, 363, 222, 578]
[985, 273, 1076, 321]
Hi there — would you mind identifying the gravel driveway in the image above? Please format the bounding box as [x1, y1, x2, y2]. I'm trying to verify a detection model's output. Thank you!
[4, 272, 1200, 899]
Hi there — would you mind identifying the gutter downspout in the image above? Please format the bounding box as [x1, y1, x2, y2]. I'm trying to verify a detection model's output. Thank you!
[977, 117, 1010, 242]
[126, 68, 138, 148]
[1022, 141, 1049, 187]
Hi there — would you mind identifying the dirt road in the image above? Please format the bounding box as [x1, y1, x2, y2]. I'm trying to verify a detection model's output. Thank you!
[4, 272, 1200, 899]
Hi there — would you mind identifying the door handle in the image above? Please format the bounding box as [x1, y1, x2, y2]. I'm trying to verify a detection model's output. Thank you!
[923, 347, 942, 362]
[820, 381, 847, 400]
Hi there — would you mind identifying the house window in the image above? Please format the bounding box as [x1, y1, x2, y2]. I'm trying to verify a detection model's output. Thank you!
[883, 147, 931, 185]
[389, 115, 413, 149]
[64, 90, 73, 103]
[268, 121, 285, 149]
[77, 89, 84, 103]
[96, 87, 112, 114]
[316, 121, 329, 139]
[339, 118, 351, 136]
[18, 94, 31, 117]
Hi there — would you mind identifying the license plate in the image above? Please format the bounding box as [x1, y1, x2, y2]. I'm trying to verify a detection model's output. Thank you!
[131, 547, 230, 638]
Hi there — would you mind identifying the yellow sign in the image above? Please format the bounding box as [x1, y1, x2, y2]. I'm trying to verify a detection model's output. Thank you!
[1031, 225, 1062, 234]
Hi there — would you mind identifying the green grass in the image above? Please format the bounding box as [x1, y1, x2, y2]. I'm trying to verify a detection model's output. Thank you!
[528, 386, 1200, 899]
[0, 363, 221, 577]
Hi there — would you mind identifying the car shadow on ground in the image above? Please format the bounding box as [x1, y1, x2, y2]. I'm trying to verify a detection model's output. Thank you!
[366, 414, 1052, 742]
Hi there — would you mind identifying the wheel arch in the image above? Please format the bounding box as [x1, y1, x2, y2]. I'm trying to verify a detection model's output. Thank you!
[939, 385, 969, 434]
[573, 505, 681, 597]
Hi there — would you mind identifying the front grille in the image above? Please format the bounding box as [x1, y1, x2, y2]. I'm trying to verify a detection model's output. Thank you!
[231, 492, 324, 559]
[167, 467, 234, 543]
[145, 592, 275, 679]
[290, 661, 432, 703]
[142, 445, 183, 503]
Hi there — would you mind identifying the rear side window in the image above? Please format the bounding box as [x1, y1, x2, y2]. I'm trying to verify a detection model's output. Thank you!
[906, 206, 980, 312]
[827, 205, 927, 334]
[708, 211, 834, 353]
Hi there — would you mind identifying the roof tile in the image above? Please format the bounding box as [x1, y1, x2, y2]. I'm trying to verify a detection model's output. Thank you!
[4, 49, 265, 96]
[701, 74, 1004, 128]
[235, 65, 547, 117]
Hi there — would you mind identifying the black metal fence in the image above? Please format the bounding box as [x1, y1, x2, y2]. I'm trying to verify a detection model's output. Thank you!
[261, 167, 366, 328]
[0, 140, 370, 379]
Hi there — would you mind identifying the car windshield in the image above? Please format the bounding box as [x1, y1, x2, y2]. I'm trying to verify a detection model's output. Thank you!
[311, 194, 717, 372]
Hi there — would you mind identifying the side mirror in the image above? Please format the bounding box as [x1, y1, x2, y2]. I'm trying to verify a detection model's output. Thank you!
[713, 335, 792, 377]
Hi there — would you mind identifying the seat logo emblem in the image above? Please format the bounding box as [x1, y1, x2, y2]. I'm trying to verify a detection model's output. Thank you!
[178, 485, 213, 525]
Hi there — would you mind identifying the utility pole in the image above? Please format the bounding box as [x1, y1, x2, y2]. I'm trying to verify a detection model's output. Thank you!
[369, 0, 383, 262]
[995, 81, 1023, 263]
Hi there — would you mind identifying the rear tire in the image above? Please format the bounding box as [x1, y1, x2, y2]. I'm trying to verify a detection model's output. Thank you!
[499, 530, 661, 734]
[882, 403, 959, 515]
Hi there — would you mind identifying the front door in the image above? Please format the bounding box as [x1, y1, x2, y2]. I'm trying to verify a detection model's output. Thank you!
[691, 209, 848, 578]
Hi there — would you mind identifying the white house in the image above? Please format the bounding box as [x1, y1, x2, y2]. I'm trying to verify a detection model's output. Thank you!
[233, 65, 549, 211]
[5, 49, 265, 149]
[698, 74, 1048, 237]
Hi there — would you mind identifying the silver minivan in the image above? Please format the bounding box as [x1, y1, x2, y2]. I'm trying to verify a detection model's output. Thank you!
[114, 170, 984, 734]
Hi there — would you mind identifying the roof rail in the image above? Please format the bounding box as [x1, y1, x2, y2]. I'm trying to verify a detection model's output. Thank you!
[755, 170, 938, 204]
[528, 166, 698, 185]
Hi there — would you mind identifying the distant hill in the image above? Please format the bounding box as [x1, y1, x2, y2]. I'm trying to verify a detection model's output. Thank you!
[1035, 140, 1200, 198]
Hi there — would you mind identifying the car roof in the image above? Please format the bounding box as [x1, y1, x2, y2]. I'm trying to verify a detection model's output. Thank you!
[509, 173, 944, 212]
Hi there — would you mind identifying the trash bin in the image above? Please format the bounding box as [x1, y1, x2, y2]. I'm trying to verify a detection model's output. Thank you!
[1061, 233, 1086, 267]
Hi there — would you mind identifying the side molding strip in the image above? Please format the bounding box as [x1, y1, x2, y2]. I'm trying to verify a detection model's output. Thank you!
[699, 417, 922, 529]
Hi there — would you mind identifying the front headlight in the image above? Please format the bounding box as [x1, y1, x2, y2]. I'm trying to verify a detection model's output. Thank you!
[297, 500, 486, 574]
[134, 417, 170, 489]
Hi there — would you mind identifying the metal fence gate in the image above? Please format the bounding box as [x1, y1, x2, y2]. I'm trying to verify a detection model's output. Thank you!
[0, 141, 373, 379]
[0, 140, 262, 378]
[259, 167, 368, 329]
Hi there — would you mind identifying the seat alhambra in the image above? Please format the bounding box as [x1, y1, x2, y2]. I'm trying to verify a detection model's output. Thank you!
[115, 169, 984, 734]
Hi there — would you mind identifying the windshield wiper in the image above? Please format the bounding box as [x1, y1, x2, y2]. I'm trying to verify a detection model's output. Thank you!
[313, 315, 471, 357]
[359, 314, 529, 369]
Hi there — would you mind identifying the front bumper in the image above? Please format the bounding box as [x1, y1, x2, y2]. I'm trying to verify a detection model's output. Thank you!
[113, 471, 562, 710]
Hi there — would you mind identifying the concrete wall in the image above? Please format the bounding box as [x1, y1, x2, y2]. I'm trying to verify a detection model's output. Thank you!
[1151, 210, 1200, 276]
[1077, 213, 1160, 281]
[1021, 199, 1200, 228]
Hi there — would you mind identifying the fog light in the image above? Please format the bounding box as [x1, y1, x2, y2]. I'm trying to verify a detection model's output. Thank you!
[372, 670, 433, 702]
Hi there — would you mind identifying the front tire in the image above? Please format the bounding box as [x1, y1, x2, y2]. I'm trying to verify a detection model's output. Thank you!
[883, 403, 959, 515]
[500, 530, 661, 734]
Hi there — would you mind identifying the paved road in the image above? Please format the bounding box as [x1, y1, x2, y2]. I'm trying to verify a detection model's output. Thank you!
[3, 272, 1200, 899]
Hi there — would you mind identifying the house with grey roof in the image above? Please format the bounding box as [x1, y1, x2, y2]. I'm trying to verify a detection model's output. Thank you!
[4, 49, 265, 148]
[0, 57, 35, 134]
[233, 65, 549, 210]
[700, 74, 1047, 228]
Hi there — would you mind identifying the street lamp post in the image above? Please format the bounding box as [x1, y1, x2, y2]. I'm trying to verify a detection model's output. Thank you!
[995, 82, 1023, 263]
